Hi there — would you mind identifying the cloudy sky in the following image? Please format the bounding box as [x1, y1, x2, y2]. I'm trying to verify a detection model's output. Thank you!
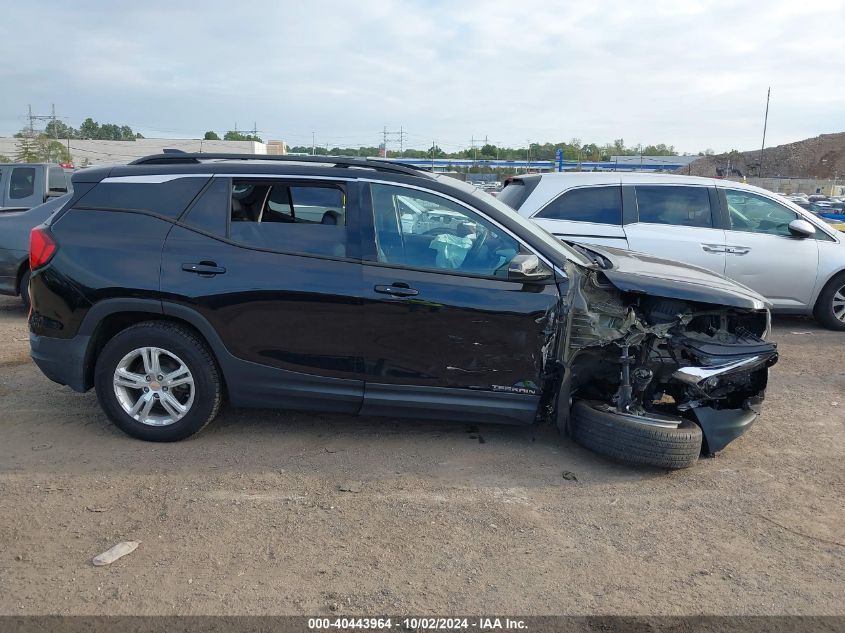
[1, 0, 843, 153]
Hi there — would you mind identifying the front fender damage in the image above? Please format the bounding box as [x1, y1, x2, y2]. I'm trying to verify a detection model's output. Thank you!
[557, 268, 778, 455]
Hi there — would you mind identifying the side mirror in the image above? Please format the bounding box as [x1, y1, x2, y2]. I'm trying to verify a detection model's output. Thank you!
[508, 253, 552, 283]
[788, 218, 816, 238]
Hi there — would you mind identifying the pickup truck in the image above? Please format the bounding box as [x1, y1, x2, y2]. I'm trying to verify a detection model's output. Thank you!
[0, 163, 72, 212]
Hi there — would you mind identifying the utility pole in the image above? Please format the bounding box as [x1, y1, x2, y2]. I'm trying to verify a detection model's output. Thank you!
[431, 140, 436, 170]
[760, 86, 771, 178]
[381, 125, 405, 158]
[312, 131, 316, 156]
[526, 140, 531, 173]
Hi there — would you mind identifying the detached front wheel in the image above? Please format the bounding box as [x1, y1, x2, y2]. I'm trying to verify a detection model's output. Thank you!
[94, 322, 222, 441]
[570, 400, 703, 469]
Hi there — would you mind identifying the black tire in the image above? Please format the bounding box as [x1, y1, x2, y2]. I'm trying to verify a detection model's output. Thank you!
[570, 400, 703, 469]
[813, 271, 845, 331]
[19, 268, 30, 310]
[94, 321, 222, 441]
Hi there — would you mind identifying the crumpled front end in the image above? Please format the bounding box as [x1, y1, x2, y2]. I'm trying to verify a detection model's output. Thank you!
[563, 268, 778, 455]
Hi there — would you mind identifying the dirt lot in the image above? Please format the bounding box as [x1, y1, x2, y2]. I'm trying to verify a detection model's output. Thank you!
[0, 295, 842, 616]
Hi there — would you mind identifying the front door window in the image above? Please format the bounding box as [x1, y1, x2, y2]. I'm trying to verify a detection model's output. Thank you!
[370, 183, 520, 277]
[725, 189, 796, 237]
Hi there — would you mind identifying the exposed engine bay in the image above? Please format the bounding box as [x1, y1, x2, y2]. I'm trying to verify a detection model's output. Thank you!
[562, 267, 779, 454]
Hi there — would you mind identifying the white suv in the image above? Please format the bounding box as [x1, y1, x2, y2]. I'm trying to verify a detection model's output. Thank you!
[499, 172, 845, 330]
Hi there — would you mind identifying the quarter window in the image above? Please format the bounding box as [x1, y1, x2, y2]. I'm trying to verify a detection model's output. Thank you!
[229, 180, 347, 257]
[10, 167, 36, 200]
[77, 177, 208, 219]
[370, 183, 520, 277]
[535, 186, 622, 224]
[635, 185, 713, 228]
[725, 189, 796, 237]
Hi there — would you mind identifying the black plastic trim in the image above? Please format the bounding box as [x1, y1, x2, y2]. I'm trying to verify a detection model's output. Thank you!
[361, 383, 539, 425]
[621, 185, 638, 224]
[129, 152, 432, 177]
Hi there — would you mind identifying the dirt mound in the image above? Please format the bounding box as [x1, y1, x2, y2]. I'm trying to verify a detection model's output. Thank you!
[678, 133, 845, 179]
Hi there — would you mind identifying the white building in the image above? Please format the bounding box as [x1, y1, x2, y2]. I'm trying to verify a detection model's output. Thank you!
[0, 137, 282, 166]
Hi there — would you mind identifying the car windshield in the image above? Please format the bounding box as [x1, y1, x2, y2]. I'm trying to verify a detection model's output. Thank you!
[432, 175, 594, 268]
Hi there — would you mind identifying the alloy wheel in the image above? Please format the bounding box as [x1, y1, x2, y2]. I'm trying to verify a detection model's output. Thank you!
[112, 347, 195, 426]
[833, 285, 845, 323]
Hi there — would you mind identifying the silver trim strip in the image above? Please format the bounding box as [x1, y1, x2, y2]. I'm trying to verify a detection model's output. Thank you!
[211, 173, 354, 182]
[101, 174, 214, 184]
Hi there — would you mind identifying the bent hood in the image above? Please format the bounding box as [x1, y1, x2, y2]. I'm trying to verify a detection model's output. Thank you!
[580, 244, 771, 311]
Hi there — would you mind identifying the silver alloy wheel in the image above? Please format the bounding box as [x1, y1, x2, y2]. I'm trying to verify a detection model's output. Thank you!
[112, 346, 195, 427]
[833, 285, 845, 323]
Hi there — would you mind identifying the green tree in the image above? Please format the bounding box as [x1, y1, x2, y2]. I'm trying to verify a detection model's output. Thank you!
[37, 137, 72, 163]
[15, 136, 40, 162]
[224, 130, 263, 143]
[203, 131, 220, 140]
[44, 120, 78, 139]
[78, 117, 100, 139]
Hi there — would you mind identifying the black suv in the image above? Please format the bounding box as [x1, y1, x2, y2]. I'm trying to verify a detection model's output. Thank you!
[29, 153, 777, 468]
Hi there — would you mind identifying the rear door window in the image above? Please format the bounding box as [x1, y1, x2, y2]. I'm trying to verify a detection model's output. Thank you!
[48, 166, 68, 193]
[535, 186, 622, 224]
[229, 180, 348, 258]
[9, 167, 36, 200]
[635, 185, 713, 228]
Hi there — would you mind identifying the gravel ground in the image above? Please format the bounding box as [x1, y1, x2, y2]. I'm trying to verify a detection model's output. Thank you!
[0, 295, 842, 616]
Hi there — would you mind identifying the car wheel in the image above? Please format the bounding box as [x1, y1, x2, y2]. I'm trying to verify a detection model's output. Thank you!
[570, 400, 703, 469]
[19, 269, 31, 310]
[813, 272, 845, 331]
[94, 321, 222, 441]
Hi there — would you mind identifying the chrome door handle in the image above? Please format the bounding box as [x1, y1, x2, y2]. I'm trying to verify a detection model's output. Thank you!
[701, 243, 725, 253]
[726, 246, 750, 255]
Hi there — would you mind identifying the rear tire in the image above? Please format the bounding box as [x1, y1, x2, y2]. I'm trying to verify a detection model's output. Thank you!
[813, 271, 845, 331]
[19, 269, 30, 310]
[94, 321, 222, 441]
[570, 400, 703, 469]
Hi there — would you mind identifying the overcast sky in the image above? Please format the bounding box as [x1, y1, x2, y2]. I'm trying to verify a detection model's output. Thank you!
[1, 0, 843, 153]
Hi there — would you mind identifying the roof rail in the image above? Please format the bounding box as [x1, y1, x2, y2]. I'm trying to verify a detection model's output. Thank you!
[129, 152, 431, 177]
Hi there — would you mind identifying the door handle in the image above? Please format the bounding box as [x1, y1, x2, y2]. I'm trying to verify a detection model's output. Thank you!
[701, 243, 726, 253]
[374, 284, 419, 297]
[182, 262, 226, 276]
[726, 246, 750, 255]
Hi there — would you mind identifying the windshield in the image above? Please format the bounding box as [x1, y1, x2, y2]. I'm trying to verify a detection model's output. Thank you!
[432, 174, 594, 267]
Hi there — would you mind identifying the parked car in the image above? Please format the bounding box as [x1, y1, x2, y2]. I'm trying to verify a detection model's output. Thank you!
[499, 172, 845, 330]
[0, 194, 70, 307]
[28, 153, 778, 468]
[0, 163, 72, 212]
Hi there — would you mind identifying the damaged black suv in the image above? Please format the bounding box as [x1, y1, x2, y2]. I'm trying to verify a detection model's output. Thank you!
[28, 153, 778, 468]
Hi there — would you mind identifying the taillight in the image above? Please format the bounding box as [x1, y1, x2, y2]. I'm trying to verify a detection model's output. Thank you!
[30, 227, 57, 270]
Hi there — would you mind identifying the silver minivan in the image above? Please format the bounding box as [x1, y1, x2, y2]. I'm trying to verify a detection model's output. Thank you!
[499, 172, 845, 330]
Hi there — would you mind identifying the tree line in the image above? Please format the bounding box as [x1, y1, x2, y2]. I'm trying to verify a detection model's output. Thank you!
[287, 139, 714, 162]
[15, 118, 143, 142]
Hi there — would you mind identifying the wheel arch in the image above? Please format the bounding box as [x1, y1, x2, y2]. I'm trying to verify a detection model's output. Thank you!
[813, 267, 845, 310]
[79, 299, 229, 392]
[15, 259, 29, 297]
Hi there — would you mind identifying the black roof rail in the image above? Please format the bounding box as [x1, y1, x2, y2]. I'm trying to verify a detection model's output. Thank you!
[129, 152, 432, 177]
